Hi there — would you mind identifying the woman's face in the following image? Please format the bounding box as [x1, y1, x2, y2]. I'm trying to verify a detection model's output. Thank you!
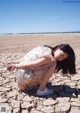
[54, 48, 68, 61]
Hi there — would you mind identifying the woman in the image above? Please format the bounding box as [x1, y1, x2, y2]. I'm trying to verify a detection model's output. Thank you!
[7, 44, 76, 96]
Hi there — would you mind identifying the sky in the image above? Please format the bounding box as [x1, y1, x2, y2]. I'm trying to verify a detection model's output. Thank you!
[0, 0, 80, 34]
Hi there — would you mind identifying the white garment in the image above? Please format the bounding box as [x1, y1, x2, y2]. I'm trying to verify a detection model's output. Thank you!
[20, 46, 51, 64]
[17, 46, 52, 84]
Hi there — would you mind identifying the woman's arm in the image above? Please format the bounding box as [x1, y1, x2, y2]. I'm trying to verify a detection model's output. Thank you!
[14, 57, 52, 69]
[12, 61, 20, 64]
[7, 60, 20, 64]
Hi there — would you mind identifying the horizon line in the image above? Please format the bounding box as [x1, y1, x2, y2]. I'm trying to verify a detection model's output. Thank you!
[0, 31, 80, 35]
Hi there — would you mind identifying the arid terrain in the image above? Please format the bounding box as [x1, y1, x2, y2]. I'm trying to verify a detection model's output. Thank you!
[0, 33, 80, 113]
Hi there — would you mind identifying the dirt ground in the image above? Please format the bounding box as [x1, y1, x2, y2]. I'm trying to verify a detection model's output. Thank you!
[0, 33, 80, 113]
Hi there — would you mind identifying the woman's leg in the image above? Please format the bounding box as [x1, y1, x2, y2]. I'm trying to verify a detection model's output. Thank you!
[38, 65, 55, 91]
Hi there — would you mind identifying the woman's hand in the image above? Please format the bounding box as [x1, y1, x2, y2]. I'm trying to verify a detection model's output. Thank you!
[7, 63, 15, 72]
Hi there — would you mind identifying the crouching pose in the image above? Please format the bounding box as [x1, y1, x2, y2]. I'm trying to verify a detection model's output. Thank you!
[7, 44, 76, 96]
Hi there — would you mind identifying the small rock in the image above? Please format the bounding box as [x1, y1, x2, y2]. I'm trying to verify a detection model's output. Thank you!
[13, 107, 20, 113]
[21, 110, 28, 113]
[31, 108, 43, 113]
[11, 100, 20, 108]
[21, 102, 34, 109]
[8, 74, 15, 79]
[0, 76, 4, 81]
[0, 86, 11, 92]
[77, 80, 80, 85]
[43, 99, 57, 106]
[3, 83, 12, 88]
[55, 102, 71, 113]
[78, 94, 80, 100]
[70, 98, 80, 102]
[41, 106, 54, 113]
[0, 97, 7, 103]
[36, 105, 43, 111]
[71, 101, 80, 107]
[2, 78, 10, 84]
[11, 82, 18, 89]
[69, 107, 80, 113]
[22, 95, 32, 102]
[7, 110, 12, 113]
[65, 82, 76, 88]
[7, 90, 17, 99]
[0, 91, 5, 95]
[17, 93, 24, 101]
[56, 97, 70, 102]
[71, 75, 80, 81]
[63, 79, 71, 83]
[0, 81, 3, 86]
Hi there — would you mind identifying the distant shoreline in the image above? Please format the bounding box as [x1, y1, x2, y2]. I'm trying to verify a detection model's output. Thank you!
[0, 32, 80, 36]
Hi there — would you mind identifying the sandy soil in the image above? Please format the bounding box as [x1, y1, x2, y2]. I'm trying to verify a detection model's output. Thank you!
[0, 33, 80, 113]
[0, 33, 80, 53]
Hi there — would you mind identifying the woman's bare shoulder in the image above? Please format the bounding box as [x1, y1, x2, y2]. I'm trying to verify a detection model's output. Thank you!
[39, 53, 55, 62]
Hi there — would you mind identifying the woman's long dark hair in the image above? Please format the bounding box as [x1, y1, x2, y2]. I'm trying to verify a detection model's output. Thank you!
[44, 44, 76, 75]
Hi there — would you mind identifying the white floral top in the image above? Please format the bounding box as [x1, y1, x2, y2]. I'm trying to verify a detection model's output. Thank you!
[17, 46, 54, 88]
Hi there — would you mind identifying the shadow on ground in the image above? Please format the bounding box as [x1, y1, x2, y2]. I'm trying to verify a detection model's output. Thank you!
[21, 82, 80, 99]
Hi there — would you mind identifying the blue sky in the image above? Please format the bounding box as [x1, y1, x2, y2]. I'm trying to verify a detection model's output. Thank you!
[0, 0, 80, 33]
